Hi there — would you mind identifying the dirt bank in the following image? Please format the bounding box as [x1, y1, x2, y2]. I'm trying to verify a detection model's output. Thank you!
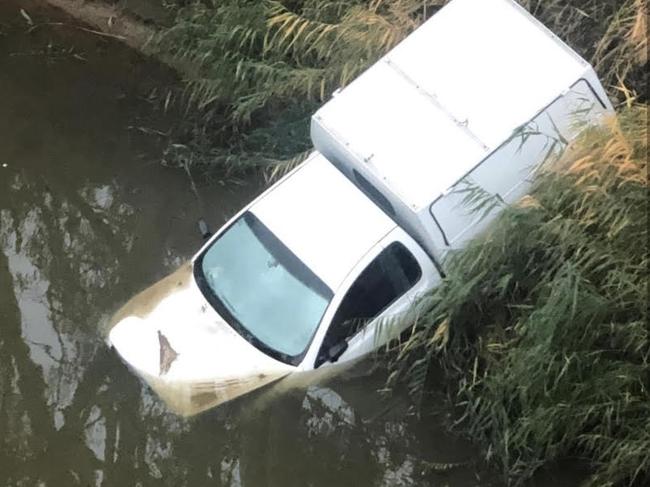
[39, 0, 153, 48]
[27, 0, 187, 72]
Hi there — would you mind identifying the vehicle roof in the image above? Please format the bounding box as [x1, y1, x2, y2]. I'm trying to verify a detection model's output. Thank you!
[250, 152, 396, 291]
[312, 0, 590, 210]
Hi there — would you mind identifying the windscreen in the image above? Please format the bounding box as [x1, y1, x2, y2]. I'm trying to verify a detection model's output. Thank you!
[195, 212, 332, 363]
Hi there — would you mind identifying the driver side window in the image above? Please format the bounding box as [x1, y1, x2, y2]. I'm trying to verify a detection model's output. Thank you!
[315, 242, 421, 367]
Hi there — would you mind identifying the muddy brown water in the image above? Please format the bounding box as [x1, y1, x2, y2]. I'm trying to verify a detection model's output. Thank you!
[0, 3, 583, 486]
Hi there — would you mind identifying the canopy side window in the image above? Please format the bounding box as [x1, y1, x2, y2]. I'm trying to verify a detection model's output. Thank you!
[429, 79, 607, 248]
[315, 242, 421, 367]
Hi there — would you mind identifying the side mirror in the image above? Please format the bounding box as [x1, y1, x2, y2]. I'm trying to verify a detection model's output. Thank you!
[326, 340, 348, 363]
[198, 218, 212, 240]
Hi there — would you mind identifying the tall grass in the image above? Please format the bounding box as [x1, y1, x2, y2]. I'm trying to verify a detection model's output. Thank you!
[157, 0, 429, 122]
[154, 0, 436, 173]
[521, 0, 648, 99]
[154, 0, 647, 175]
[389, 106, 649, 485]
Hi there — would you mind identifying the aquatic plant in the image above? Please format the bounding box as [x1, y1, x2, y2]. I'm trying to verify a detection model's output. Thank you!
[388, 105, 649, 486]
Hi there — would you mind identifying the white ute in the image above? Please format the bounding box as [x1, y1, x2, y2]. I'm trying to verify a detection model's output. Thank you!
[108, 0, 613, 414]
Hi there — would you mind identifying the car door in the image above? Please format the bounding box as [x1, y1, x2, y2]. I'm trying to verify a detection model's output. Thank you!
[314, 228, 440, 368]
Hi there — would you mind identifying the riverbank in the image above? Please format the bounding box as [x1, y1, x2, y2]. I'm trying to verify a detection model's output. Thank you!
[17, 0, 186, 71]
[25, 0, 149, 46]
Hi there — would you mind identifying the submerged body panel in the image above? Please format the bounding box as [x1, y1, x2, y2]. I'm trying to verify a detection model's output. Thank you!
[108, 264, 294, 415]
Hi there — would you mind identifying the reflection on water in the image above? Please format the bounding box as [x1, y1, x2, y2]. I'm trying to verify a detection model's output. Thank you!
[0, 2, 498, 486]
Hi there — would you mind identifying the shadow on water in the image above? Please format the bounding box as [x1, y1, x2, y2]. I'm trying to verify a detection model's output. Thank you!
[0, 2, 585, 486]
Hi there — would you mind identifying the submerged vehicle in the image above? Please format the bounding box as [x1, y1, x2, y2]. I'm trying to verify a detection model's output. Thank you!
[108, 0, 613, 414]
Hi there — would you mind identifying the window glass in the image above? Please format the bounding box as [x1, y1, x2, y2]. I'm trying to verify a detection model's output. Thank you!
[429, 79, 607, 248]
[196, 212, 332, 363]
[316, 242, 421, 366]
